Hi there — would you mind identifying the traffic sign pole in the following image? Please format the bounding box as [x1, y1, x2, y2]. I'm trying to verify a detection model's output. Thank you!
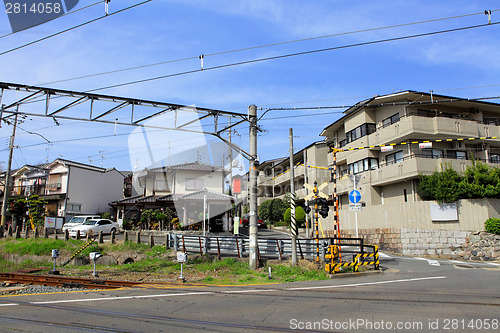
[354, 176, 358, 238]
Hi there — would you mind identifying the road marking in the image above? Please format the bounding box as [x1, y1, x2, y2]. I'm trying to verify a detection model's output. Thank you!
[0, 277, 447, 308]
[222, 289, 277, 294]
[284, 276, 447, 291]
[427, 260, 440, 266]
[0, 303, 18, 307]
[378, 252, 391, 258]
[30, 292, 215, 305]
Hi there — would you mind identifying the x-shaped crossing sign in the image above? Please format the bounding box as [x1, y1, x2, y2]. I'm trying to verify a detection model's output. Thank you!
[304, 182, 329, 201]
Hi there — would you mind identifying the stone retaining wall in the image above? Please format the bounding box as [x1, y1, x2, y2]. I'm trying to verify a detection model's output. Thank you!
[452, 231, 500, 261]
[342, 228, 471, 256]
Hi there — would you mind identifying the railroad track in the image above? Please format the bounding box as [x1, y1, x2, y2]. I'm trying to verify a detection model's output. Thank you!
[0, 272, 142, 290]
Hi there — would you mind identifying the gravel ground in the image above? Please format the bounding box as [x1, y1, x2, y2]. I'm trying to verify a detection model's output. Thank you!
[1, 283, 88, 295]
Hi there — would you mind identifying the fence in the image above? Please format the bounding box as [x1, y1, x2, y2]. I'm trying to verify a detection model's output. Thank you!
[167, 234, 377, 263]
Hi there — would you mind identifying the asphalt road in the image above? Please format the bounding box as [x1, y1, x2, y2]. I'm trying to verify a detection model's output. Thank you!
[1, 253, 498, 332]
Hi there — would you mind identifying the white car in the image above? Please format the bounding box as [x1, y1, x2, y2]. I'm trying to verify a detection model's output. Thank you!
[62, 215, 100, 233]
[68, 219, 119, 237]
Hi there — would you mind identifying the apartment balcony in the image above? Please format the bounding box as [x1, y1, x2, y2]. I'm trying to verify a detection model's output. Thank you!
[331, 154, 486, 194]
[377, 115, 500, 145]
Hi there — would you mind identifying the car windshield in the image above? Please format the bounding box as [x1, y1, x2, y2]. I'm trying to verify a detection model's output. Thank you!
[83, 220, 97, 225]
[68, 217, 85, 224]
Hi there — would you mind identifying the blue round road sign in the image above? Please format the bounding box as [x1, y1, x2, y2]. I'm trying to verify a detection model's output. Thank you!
[349, 190, 361, 203]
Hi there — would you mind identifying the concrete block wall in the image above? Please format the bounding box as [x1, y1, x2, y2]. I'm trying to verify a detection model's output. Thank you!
[400, 228, 470, 256]
[340, 228, 470, 256]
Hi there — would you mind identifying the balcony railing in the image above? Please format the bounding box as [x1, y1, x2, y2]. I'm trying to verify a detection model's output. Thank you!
[46, 183, 62, 189]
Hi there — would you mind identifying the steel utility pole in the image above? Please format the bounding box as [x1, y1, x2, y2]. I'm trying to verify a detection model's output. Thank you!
[248, 105, 259, 269]
[1, 111, 18, 227]
[289, 128, 298, 265]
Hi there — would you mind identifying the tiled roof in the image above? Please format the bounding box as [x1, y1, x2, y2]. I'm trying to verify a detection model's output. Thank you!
[150, 161, 226, 173]
[178, 189, 234, 201]
[47, 158, 107, 173]
[112, 190, 234, 205]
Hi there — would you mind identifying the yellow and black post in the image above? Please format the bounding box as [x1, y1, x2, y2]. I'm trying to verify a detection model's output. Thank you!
[331, 148, 341, 261]
[313, 181, 320, 262]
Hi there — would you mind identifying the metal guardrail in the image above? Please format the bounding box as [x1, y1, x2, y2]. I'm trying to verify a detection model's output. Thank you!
[167, 234, 376, 263]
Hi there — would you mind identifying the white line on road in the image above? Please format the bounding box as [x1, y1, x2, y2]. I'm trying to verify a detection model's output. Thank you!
[30, 292, 215, 305]
[0, 277, 447, 308]
[222, 289, 277, 294]
[0, 303, 19, 307]
[284, 276, 447, 291]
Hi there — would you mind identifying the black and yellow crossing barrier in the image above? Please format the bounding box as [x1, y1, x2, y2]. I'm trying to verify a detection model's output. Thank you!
[354, 245, 379, 271]
[61, 238, 95, 266]
[325, 244, 379, 274]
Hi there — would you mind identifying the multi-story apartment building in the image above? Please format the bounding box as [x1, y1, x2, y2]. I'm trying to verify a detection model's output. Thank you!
[319, 91, 500, 253]
[322, 90, 500, 208]
[256, 142, 330, 205]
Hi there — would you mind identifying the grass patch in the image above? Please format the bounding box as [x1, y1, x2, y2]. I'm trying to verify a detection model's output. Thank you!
[0, 238, 84, 256]
[0, 238, 331, 285]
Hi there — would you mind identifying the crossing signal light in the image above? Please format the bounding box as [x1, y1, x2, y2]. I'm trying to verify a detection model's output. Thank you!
[304, 205, 311, 214]
[319, 198, 329, 218]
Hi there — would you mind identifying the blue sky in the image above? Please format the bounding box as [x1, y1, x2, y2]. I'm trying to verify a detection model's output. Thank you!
[1, 0, 500, 172]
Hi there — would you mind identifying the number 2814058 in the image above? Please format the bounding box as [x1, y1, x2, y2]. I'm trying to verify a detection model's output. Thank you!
[5, 2, 62, 14]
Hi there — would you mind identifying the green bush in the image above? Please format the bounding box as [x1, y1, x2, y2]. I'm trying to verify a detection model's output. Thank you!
[283, 206, 306, 227]
[269, 198, 288, 222]
[485, 218, 500, 235]
[259, 199, 272, 222]
[418, 162, 500, 203]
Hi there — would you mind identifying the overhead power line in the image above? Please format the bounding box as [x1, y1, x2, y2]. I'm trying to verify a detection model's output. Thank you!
[0, 0, 153, 57]
[89, 20, 500, 93]
[40, 9, 500, 86]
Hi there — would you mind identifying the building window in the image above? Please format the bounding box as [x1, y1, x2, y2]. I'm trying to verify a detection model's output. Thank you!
[382, 113, 400, 128]
[154, 179, 170, 191]
[422, 149, 443, 159]
[348, 158, 378, 175]
[491, 155, 500, 164]
[67, 203, 81, 212]
[343, 123, 376, 145]
[445, 151, 467, 160]
[185, 178, 204, 191]
[386, 151, 404, 165]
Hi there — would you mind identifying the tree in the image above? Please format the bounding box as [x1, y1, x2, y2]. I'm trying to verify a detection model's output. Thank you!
[26, 195, 46, 228]
[157, 207, 174, 230]
[283, 206, 306, 227]
[7, 197, 26, 230]
[269, 198, 288, 222]
[418, 162, 500, 203]
[140, 209, 156, 229]
[259, 199, 272, 222]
